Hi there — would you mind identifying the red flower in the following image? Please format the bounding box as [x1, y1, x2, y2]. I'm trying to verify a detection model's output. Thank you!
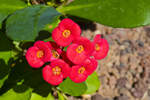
[92, 35, 109, 60]
[69, 65, 88, 83]
[52, 18, 81, 46]
[45, 42, 62, 61]
[69, 57, 98, 83]
[82, 57, 98, 75]
[67, 37, 94, 64]
[42, 59, 71, 85]
[61, 51, 74, 66]
[26, 41, 52, 68]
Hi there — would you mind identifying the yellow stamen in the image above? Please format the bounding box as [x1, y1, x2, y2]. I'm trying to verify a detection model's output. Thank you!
[95, 44, 100, 51]
[76, 45, 84, 53]
[51, 50, 59, 59]
[37, 50, 44, 58]
[62, 30, 71, 38]
[78, 67, 85, 74]
[52, 66, 61, 75]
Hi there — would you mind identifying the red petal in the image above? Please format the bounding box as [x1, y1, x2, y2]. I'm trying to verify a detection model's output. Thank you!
[51, 59, 71, 78]
[42, 65, 63, 85]
[69, 65, 88, 83]
[67, 43, 88, 64]
[52, 27, 73, 46]
[94, 34, 101, 42]
[45, 41, 53, 49]
[26, 46, 44, 68]
[59, 18, 76, 30]
[59, 18, 81, 39]
[92, 38, 109, 60]
[34, 41, 52, 62]
[83, 57, 98, 75]
[73, 37, 94, 55]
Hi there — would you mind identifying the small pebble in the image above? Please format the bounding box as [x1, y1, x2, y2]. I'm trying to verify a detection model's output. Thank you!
[125, 47, 132, 53]
[119, 62, 125, 68]
[117, 77, 127, 88]
[120, 50, 127, 55]
[137, 40, 144, 47]
[91, 94, 104, 100]
[132, 89, 144, 98]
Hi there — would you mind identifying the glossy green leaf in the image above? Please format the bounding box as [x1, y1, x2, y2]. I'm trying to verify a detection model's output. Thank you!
[37, 18, 60, 42]
[58, 0, 150, 28]
[0, 84, 32, 100]
[0, 0, 26, 27]
[44, 18, 60, 33]
[6, 5, 60, 41]
[58, 78, 87, 96]
[40, 17, 60, 42]
[84, 72, 100, 94]
[30, 92, 54, 100]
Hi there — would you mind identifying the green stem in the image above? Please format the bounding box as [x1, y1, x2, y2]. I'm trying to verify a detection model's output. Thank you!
[13, 41, 22, 52]
[27, 0, 31, 6]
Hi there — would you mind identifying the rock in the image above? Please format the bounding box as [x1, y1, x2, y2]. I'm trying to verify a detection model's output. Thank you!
[119, 62, 125, 68]
[120, 50, 127, 55]
[117, 95, 129, 100]
[132, 89, 144, 98]
[125, 47, 132, 53]
[91, 94, 105, 100]
[116, 77, 127, 88]
[137, 40, 144, 47]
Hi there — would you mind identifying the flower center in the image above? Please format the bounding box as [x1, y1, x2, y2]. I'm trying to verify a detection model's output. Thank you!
[52, 66, 61, 75]
[78, 67, 85, 74]
[51, 50, 59, 59]
[62, 30, 71, 38]
[95, 44, 100, 51]
[76, 45, 84, 54]
[37, 50, 44, 58]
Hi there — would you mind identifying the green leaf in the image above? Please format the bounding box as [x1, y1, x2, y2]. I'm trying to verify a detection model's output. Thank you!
[29, 75, 54, 100]
[30, 92, 54, 100]
[0, 84, 32, 100]
[6, 5, 60, 41]
[0, 51, 12, 64]
[44, 18, 60, 33]
[0, 31, 12, 88]
[58, 0, 150, 28]
[0, 58, 53, 100]
[84, 72, 100, 94]
[41, 17, 60, 42]
[58, 78, 87, 96]
[57, 91, 65, 100]
[0, 0, 26, 27]
[0, 52, 11, 88]
[63, 46, 68, 51]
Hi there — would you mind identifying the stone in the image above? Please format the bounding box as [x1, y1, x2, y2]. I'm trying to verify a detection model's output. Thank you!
[91, 94, 105, 100]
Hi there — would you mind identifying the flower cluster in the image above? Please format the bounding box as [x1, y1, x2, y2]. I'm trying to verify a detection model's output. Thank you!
[26, 18, 109, 85]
